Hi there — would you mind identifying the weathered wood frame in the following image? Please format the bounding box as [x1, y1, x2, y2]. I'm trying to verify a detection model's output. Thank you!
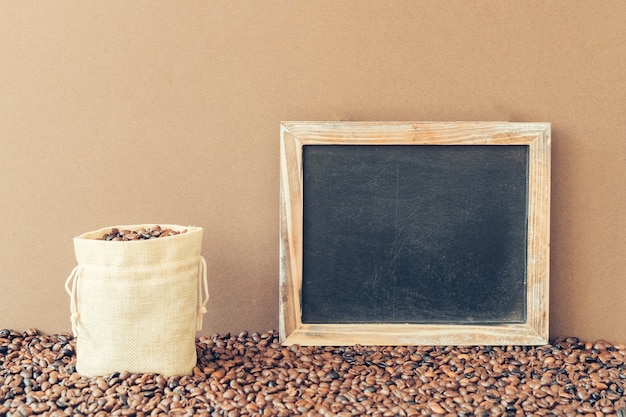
[279, 121, 550, 346]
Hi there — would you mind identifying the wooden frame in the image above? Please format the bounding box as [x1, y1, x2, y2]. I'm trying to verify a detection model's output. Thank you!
[279, 121, 550, 346]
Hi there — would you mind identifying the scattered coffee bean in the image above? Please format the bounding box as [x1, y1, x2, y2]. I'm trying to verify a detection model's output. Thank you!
[1, 329, 625, 416]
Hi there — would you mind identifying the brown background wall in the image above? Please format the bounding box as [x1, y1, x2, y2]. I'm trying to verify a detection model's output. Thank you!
[1, 1, 624, 343]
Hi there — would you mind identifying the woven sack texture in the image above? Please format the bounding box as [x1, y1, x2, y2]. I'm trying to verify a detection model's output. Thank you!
[65, 224, 208, 377]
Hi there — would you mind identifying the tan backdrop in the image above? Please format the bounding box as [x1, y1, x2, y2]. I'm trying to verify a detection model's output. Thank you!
[1, 1, 624, 343]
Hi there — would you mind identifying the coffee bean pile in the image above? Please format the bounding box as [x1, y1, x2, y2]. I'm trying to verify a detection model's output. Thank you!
[1, 328, 625, 417]
[99, 226, 187, 241]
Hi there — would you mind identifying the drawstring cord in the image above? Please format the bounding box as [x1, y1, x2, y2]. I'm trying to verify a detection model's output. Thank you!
[196, 256, 209, 331]
[66, 258, 208, 335]
[65, 265, 81, 337]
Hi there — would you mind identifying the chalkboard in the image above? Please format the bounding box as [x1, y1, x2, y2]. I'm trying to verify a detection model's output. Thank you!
[279, 122, 550, 346]
[301, 145, 528, 325]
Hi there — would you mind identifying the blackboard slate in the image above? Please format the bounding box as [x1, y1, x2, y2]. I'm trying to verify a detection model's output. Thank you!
[301, 144, 529, 325]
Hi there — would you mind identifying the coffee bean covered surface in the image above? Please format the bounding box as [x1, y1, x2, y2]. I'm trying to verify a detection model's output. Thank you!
[100, 226, 187, 241]
[1, 329, 625, 417]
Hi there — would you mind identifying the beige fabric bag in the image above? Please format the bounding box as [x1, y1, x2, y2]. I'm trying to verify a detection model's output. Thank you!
[65, 224, 208, 377]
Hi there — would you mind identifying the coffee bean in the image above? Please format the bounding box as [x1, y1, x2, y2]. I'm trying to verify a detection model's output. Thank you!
[1, 329, 626, 415]
[325, 370, 340, 380]
[98, 225, 186, 241]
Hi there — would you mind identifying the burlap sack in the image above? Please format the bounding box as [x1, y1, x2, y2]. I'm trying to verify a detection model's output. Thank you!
[65, 224, 208, 377]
